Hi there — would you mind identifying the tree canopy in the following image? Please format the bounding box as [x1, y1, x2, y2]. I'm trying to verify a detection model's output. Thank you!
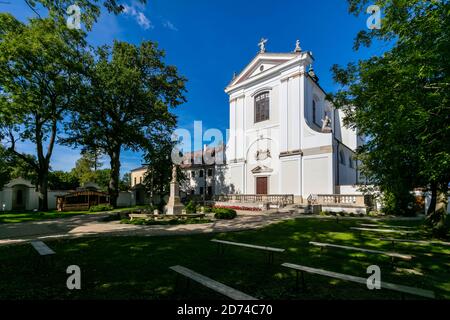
[330, 0, 450, 218]
[0, 14, 88, 209]
[64, 40, 187, 207]
[25, 0, 146, 29]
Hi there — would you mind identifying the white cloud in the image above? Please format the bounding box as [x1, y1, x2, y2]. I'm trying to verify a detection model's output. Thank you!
[163, 20, 178, 31]
[123, 4, 153, 30]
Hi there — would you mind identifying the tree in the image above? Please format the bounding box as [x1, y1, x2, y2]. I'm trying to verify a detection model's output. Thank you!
[64, 41, 186, 207]
[330, 1, 450, 218]
[25, 0, 146, 30]
[119, 173, 131, 191]
[71, 152, 99, 185]
[48, 170, 79, 190]
[142, 134, 183, 209]
[0, 14, 88, 210]
[0, 145, 12, 189]
[94, 169, 111, 191]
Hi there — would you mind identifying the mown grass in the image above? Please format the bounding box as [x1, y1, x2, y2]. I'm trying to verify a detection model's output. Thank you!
[0, 217, 449, 300]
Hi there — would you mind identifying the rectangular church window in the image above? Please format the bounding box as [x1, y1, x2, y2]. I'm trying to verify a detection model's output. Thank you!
[254, 92, 270, 123]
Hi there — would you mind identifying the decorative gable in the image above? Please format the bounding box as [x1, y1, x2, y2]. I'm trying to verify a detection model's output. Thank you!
[227, 53, 298, 89]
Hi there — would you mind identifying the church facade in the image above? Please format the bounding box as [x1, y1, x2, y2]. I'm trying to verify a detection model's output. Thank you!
[223, 40, 363, 202]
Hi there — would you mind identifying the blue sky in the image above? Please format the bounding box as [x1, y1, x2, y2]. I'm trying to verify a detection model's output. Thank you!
[2, 0, 388, 176]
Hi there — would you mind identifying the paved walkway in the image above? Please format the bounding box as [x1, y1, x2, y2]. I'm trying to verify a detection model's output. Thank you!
[0, 211, 424, 247]
[0, 212, 301, 246]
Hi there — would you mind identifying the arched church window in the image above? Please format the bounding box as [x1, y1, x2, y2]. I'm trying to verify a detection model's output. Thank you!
[254, 92, 270, 123]
[349, 156, 354, 168]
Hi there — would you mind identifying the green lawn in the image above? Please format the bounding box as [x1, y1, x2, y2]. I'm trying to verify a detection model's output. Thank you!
[0, 207, 141, 224]
[0, 217, 449, 300]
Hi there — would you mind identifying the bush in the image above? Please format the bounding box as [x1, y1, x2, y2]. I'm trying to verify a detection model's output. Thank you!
[185, 200, 197, 214]
[101, 213, 121, 222]
[203, 206, 214, 213]
[213, 208, 237, 220]
[89, 204, 114, 212]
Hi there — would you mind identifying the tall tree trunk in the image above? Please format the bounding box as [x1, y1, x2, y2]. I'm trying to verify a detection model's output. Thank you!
[427, 182, 437, 215]
[108, 146, 121, 208]
[38, 170, 49, 211]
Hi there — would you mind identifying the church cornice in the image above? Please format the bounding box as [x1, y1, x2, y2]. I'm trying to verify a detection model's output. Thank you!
[280, 71, 304, 82]
[279, 150, 303, 158]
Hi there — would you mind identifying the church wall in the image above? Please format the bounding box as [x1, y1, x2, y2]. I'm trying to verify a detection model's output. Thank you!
[301, 76, 333, 151]
[227, 163, 244, 194]
[279, 156, 301, 195]
[334, 109, 359, 150]
[287, 75, 301, 152]
[235, 96, 245, 160]
[302, 154, 334, 196]
[244, 78, 280, 132]
[336, 146, 358, 186]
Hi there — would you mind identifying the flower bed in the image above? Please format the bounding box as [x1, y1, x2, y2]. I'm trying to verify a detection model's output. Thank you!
[213, 205, 262, 212]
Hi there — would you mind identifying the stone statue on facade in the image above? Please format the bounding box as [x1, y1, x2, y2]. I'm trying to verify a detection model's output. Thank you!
[258, 38, 268, 53]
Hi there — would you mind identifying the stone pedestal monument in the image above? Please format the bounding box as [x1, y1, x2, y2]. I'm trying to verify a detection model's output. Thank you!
[164, 165, 185, 215]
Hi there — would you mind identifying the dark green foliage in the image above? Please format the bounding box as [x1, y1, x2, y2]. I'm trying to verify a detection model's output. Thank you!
[0, 14, 88, 210]
[424, 208, 449, 239]
[1, 218, 449, 299]
[213, 208, 237, 220]
[0, 145, 13, 189]
[380, 191, 416, 216]
[122, 218, 212, 226]
[330, 1, 450, 215]
[48, 171, 79, 190]
[89, 204, 114, 212]
[203, 206, 214, 213]
[27, 1, 147, 30]
[64, 41, 186, 207]
[185, 200, 197, 214]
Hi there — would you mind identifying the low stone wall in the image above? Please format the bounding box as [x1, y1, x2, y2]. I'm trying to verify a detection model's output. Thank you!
[321, 205, 368, 214]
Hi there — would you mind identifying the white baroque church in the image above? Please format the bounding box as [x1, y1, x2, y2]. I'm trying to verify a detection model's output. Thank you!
[223, 40, 363, 203]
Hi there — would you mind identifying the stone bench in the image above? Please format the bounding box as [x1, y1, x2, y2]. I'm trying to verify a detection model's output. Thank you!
[309, 241, 413, 265]
[379, 238, 450, 251]
[30, 241, 55, 269]
[360, 224, 415, 229]
[211, 239, 285, 264]
[170, 265, 257, 300]
[350, 227, 419, 237]
[31, 240, 55, 256]
[281, 263, 435, 299]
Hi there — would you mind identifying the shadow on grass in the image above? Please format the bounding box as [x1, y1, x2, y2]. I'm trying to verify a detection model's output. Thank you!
[0, 217, 449, 300]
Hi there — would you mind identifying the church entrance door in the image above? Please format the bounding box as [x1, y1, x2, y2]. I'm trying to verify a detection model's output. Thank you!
[256, 177, 268, 195]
